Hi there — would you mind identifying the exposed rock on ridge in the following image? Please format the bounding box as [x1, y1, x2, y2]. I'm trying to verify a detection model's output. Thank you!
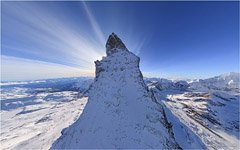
[106, 32, 128, 56]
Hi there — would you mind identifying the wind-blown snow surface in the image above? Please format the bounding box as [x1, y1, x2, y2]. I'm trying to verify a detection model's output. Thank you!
[0, 77, 92, 149]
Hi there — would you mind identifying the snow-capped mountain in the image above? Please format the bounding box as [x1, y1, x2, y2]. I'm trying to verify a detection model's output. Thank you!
[145, 72, 239, 92]
[190, 72, 239, 92]
[145, 78, 189, 91]
[51, 33, 181, 149]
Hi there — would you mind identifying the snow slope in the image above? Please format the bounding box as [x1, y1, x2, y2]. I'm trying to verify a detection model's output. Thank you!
[51, 33, 181, 149]
[149, 75, 239, 149]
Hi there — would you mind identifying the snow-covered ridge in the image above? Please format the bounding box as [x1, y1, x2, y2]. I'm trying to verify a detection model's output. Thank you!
[145, 78, 189, 90]
[190, 72, 239, 92]
[144, 72, 239, 92]
[51, 33, 181, 149]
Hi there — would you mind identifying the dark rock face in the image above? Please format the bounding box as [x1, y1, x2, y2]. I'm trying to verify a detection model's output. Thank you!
[94, 60, 103, 78]
[106, 33, 128, 56]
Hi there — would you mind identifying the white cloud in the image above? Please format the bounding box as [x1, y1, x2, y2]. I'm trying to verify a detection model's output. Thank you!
[2, 2, 105, 70]
[1, 55, 94, 81]
[82, 1, 106, 46]
[1, 2, 148, 81]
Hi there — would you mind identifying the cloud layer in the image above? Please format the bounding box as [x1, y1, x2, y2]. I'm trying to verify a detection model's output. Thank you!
[1, 55, 94, 81]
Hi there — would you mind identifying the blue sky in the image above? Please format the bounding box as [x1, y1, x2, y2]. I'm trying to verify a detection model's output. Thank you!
[1, 1, 239, 81]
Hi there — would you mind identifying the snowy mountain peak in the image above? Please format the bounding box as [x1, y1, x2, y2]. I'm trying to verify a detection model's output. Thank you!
[51, 34, 180, 149]
[106, 32, 128, 56]
[190, 72, 240, 91]
[219, 72, 239, 80]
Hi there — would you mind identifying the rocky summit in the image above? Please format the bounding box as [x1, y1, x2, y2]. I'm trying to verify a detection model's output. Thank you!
[51, 33, 181, 149]
[106, 32, 128, 56]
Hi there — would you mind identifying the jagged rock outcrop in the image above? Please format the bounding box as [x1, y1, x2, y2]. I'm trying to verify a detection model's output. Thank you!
[106, 32, 128, 56]
[51, 33, 181, 149]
